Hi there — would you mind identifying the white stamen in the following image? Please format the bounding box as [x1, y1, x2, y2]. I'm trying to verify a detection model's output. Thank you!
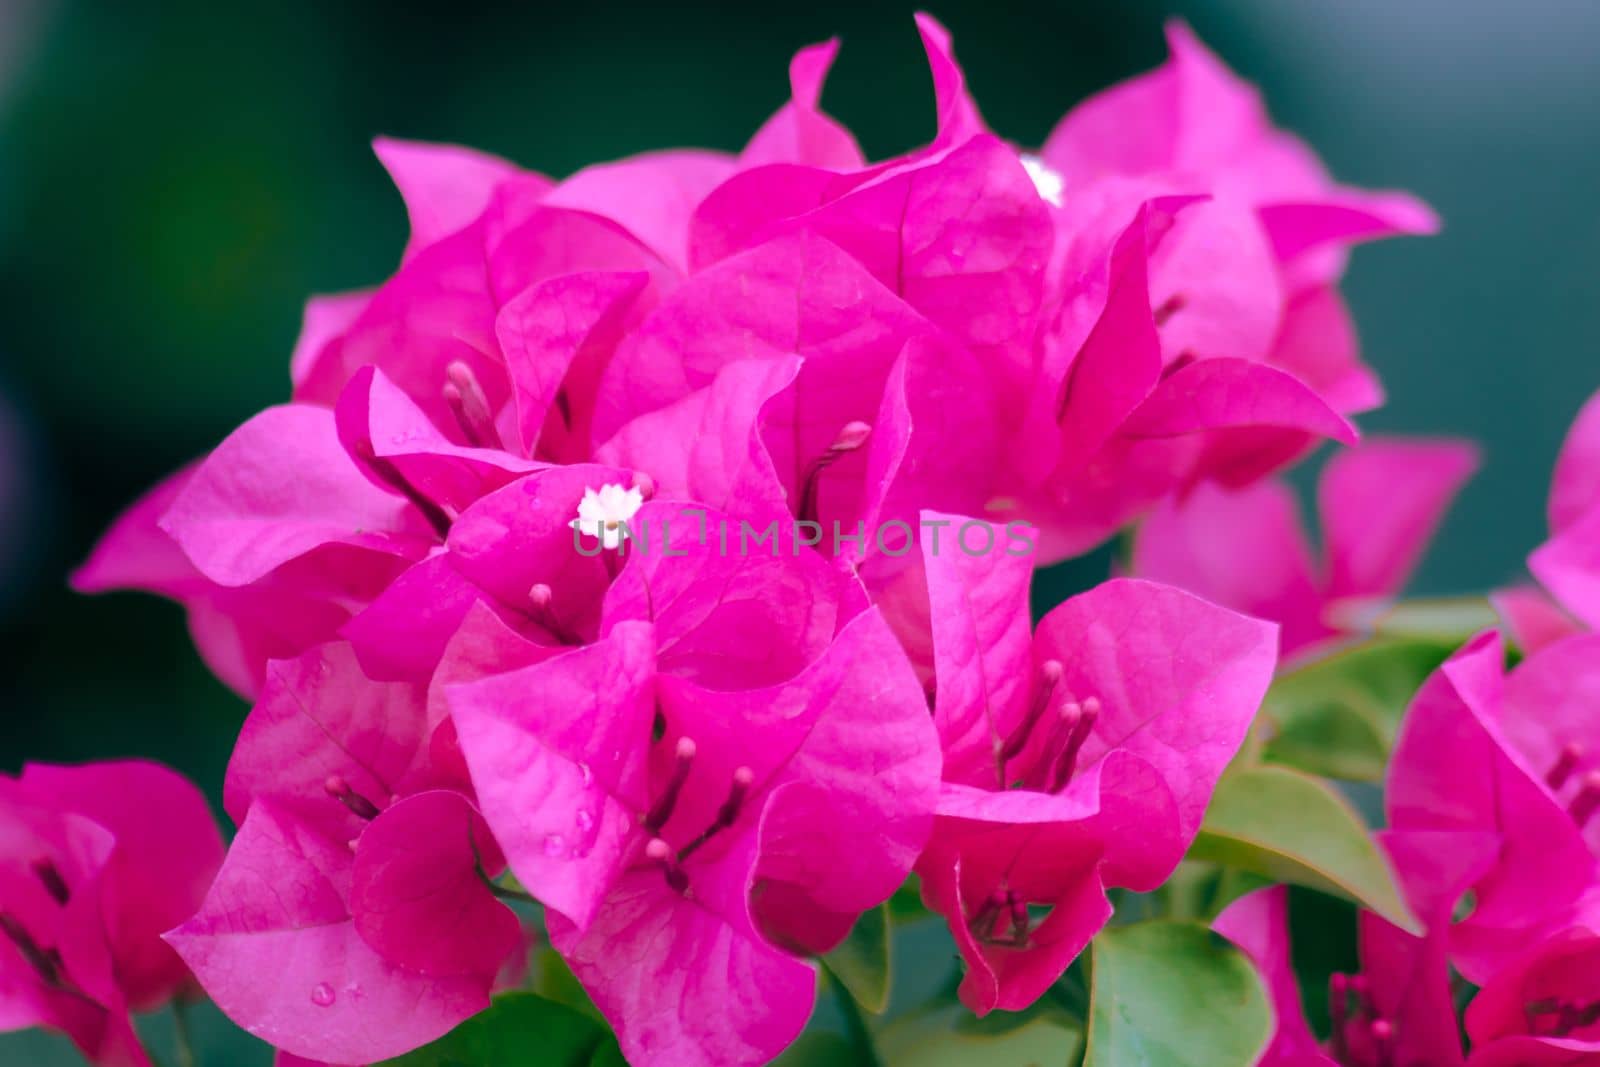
[570, 483, 645, 550]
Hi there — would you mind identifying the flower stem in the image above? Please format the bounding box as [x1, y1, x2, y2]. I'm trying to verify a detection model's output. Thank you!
[172, 998, 197, 1067]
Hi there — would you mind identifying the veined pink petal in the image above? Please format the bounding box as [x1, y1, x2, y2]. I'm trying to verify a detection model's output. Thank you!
[160, 404, 432, 588]
[741, 39, 863, 171]
[448, 622, 657, 931]
[1550, 388, 1600, 533]
[165, 802, 489, 1064]
[349, 790, 519, 978]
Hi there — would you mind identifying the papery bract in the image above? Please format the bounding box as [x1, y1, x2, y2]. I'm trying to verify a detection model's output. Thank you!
[451, 589, 939, 1065]
[1134, 438, 1477, 659]
[913, 521, 1276, 1013]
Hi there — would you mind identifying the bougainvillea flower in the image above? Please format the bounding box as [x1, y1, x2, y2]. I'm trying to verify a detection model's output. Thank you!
[1387, 632, 1600, 983]
[2, 761, 224, 1066]
[913, 521, 1277, 1012]
[1040, 21, 1437, 282]
[1531, 387, 1600, 630]
[1496, 633, 1600, 857]
[1134, 437, 1478, 659]
[169, 640, 521, 1063]
[1215, 868, 1474, 1067]
[450, 605, 938, 1066]
[1466, 926, 1600, 1065]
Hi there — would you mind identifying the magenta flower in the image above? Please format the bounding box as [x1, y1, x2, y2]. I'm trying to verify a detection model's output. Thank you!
[1216, 874, 1469, 1067]
[1387, 632, 1600, 983]
[447, 518, 939, 1065]
[1466, 926, 1600, 1064]
[166, 640, 522, 1064]
[912, 522, 1277, 1012]
[1531, 387, 1600, 630]
[1134, 438, 1478, 660]
[1, 761, 224, 1066]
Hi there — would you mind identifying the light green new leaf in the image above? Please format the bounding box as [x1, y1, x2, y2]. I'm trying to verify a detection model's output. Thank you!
[381, 992, 606, 1067]
[878, 1003, 1082, 1067]
[1363, 596, 1498, 642]
[1189, 765, 1420, 934]
[1084, 921, 1270, 1067]
[824, 903, 892, 1014]
[1259, 636, 1455, 780]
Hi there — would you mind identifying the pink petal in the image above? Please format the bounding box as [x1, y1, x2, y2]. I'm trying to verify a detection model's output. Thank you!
[1551, 388, 1600, 533]
[496, 270, 649, 459]
[1320, 437, 1479, 602]
[19, 762, 224, 1011]
[547, 870, 814, 1067]
[1257, 193, 1441, 263]
[166, 802, 488, 1064]
[918, 508, 1036, 785]
[160, 404, 432, 587]
[601, 501, 843, 690]
[448, 622, 657, 931]
[349, 790, 518, 978]
[289, 290, 372, 393]
[1034, 578, 1279, 878]
[372, 137, 526, 260]
[1530, 508, 1600, 630]
[335, 365, 541, 515]
[1387, 632, 1596, 982]
[224, 642, 428, 839]
[593, 358, 797, 523]
[543, 151, 736, 274]
[1133, 480, 1327, 657]
[1213, 887, 1336, 1067]
[1266, 286, 1383, 416]
[446, 463, 631, 643]
[1501, 634, 1600, 854]
[1122, 356, 1357, 445]
[741, 39, 863, 171]
[1490, 583, 1584, 656]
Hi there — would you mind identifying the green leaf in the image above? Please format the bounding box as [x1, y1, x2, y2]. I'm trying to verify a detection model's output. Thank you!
[1083, 921, 1270, 1067]
[1362, 596, 1497, 642]
[824, 903, 892, 1014]
[1259, 636, 1455, 780]
[877, 1003, 1082, 1067]
[381, 992, 607, 1067]
[774, 1031, 876, 1067]
[1189, 764, 1420, 935]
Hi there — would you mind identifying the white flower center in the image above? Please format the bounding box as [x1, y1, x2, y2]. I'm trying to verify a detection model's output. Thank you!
[571, 483, 644, 550]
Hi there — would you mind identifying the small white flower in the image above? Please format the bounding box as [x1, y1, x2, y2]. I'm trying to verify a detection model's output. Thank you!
[1020, 153, 1064, 208]
[571, 483, 644, 550]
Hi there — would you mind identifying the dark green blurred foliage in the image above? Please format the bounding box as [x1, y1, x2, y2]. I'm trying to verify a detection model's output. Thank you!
[2, 1, 1598, 1062]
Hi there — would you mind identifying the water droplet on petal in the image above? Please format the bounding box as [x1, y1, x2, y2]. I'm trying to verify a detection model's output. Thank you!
[311, 983, 336, 1007]
[575, 810, 595, 833]
[542, 834, 566, 857]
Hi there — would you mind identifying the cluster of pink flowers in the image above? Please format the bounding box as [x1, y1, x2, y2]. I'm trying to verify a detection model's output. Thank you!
[7, 13, 1597, 1067]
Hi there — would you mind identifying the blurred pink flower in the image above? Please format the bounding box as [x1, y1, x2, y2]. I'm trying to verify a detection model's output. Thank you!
[1, 761, 224, 1066]
[1134, 437, 1478, 660]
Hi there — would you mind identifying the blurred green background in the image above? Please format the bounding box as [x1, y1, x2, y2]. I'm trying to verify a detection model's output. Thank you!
[2, 0, 1597, 1061]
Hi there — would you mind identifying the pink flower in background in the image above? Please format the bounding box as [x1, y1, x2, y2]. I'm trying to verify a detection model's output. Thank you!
[1531, 387, 1600, 630]
[912, 522, 1277, 1012]
[1134, 438, 1478, 660]
[1, 761, 224, 1066]
[449, 595, 938, 1065]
